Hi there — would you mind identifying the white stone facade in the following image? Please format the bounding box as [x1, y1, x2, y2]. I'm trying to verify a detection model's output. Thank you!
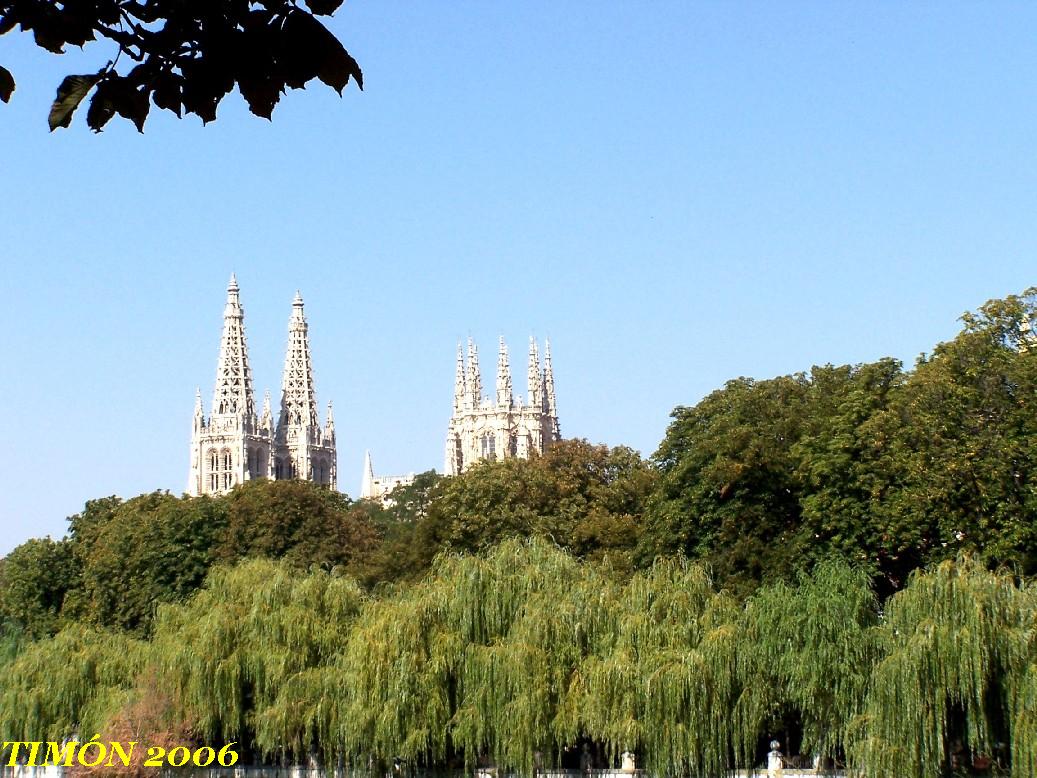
[444, 337, 560, 476]
[360, 450, 416, 505]
[187, 276, 336, 496]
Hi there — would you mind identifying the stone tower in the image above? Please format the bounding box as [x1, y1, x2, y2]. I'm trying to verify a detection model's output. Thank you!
[188, 279, 336, 495]
[444, 336, 560, 476]
[273, 292, 337, 488]
[187, 274, 273, 495]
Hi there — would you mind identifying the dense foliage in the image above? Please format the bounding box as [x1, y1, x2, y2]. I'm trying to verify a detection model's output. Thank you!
[0, 0, 362, 131]
[1, 542, 1032, 776]
[642, 288, 1037, 596]
[0, 480, 377, 638]
[4, 288, 1037, 775]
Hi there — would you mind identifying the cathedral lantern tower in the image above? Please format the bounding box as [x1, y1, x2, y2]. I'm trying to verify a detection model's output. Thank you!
[187, 275, 272, 496]
[273, 292, 337, 488]
[444, 336, 561, 476]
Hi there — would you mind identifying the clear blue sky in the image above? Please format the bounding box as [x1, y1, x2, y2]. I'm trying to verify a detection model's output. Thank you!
[1, 2, 1036, 555]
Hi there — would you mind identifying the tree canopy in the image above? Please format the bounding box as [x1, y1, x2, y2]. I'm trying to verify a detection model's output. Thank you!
[641, 287, 1037, 596]
[0, 0, 362, 131]
[3, 287, 1037, 775]
[2, 543, 1033, 776]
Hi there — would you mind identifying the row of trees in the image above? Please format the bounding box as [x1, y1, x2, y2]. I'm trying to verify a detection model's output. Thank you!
[643, 289, 1037, 596]
[1, 540, 1034, 778]
[2, 287, 1037, 774]
[0, 481, 378, 638]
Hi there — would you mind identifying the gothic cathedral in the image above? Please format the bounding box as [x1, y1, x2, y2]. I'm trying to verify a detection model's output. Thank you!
[443, 337, 561, 476]
[187, 275, 337, 496]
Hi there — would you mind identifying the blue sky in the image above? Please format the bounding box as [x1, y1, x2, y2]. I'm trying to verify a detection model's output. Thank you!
[1, 2, 1036, 554]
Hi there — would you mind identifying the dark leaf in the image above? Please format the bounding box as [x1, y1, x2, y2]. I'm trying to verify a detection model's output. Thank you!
[152, 71, 183, 117]
[303, 0, 344, 16]
[280, 11, 362, 94]
[85, 85, 115, 132]
[0, 65, 13, 103]
[0, 15, 16, 36]
[181, 58, 235, 124]
[33, 22, 66, 54]
[279, 11, 323, 89]
[56, 6, 95, 48]
[90, 77, 151, 132]
[48, 72, 101, 131]
[318, 40, 362, 94]
[238, 74, 282, 119]
[113, 85, 150, 132]
[237, 23, 282, 118]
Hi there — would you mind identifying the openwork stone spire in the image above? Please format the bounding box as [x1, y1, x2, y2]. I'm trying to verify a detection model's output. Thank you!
[260, 390, 273, 433]
[544, 338, 560, 438]
[273, 291, 336, 488]
[454, 342, 467, 412]
[466, 338, 482, 408]
[325, 400, 336, 442]
[211, 273, 257, 422]
[496, 336, 513, 408]
[188, 276, 269, 496]
[277, 291, 320, 431]
[190, 279, 335, 495]
[527, 337, 541, 409]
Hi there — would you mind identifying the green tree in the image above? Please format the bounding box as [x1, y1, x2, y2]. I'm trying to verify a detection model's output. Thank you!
[74, 491, 228, 635]
[151, 558, 367, 760]
[884, 289, 1037, 576]
[216, 478, 378, 572]
[0, 537, 79, 639]
[640, 374, 812, 594]
[0, 0, 362, 130]
[792, 359, 917, 593]
[0, 623, 147, 742]
[856, 558, 1036, 778]
[415, 440, 656, 574]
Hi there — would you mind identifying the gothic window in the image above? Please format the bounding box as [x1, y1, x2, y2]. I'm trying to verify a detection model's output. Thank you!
[219, 448, 233, 491]
[454, 437, 464, 471]
[207, 449, 218, 492]
[480, 433, 495, 458]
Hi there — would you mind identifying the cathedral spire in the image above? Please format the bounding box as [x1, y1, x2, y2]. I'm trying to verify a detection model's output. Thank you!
[544, 338, 560, 439]
[211, 273, 257, 423]
[260, 390, 273, 433]
[527, 337, 541, 409]
[192, 388, 204, 432]
[277, 291, 320, 433]
[544, 339, 557, 413]
[496, 336, 512, 408]
[273, 291, 336, 488]
[454, 342, 467, 412]
[360, 450, 375, 499]
[325, 400, 336, 443]
[466, 337, 482, 408]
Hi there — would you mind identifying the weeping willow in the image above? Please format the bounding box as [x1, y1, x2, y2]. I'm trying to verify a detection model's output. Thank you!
[149, 557, 367, 760]
[1009, 580, 1037, 777]
[739, 560, 879, 763]
[854, 557, 1033, 778]
[0, 623, 146, 741]
[2, 544, 1034, 777]
[579, 558, 742, 777]
[335, 538, 619, 771]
